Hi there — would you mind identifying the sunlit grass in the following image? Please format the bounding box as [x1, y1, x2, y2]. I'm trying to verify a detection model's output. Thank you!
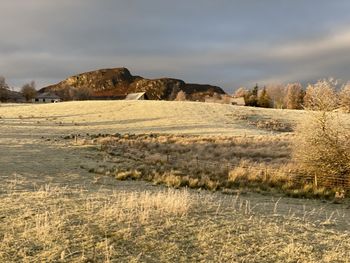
[0, 184, 349, 262]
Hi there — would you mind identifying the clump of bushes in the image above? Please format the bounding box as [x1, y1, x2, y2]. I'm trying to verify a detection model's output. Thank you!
[293, 79, 350, 193]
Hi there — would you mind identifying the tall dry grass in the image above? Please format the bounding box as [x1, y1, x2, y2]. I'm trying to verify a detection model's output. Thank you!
[0, 186, 192, 262]
[84, 133, 347, 198]
[1, 183, 349, 262]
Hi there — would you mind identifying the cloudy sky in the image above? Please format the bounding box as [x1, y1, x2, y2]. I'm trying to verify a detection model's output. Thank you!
[1, 0, 350, 92]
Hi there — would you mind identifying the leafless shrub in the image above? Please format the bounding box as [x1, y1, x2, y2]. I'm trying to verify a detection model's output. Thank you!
[266, 84, 286, 109]
[284, 83, 304, 110]
[292, 79, 350, 190]
[175, 90, 187, 101]
[233, 87, 248, 98]
[293, 109, 350, 189]
[21, 81, 37, 102]
[304, 79, 338, 111]
[339, 83, 350, 113]
[72, 86, 92, 100]
[54, 84, 74, 101]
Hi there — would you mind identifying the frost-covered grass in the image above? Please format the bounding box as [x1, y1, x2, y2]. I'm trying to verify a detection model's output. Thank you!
[1, 184, 349, 262]
[0, 100, 308, 136]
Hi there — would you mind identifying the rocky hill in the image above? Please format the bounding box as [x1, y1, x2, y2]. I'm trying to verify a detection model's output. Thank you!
[39, 67, 226, 100]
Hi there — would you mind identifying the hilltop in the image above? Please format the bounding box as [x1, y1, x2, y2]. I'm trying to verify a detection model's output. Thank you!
[39, 67, 226, 100]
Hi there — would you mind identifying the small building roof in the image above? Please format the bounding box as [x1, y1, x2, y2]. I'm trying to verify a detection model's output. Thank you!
[36, 92, 61, 99]
[125, 92, 148, 100]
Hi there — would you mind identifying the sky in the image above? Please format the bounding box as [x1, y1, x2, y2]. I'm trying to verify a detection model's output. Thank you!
[1, 0, 350, 92]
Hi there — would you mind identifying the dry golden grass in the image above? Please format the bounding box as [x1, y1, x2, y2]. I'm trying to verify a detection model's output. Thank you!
[0, 100, 310, 136]
[0, 185, 192, 262]
[88, 133, 342, 198]
[1, 183, 349, 262]
[1, 101, 349, 197]
[1, 101, 350, 261]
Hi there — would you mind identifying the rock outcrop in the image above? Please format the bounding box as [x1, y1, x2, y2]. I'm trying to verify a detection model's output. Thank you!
[39, 67, 226, 100]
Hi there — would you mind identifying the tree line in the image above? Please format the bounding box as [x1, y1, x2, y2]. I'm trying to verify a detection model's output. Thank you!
[235, 79, 350, 112]
[0, 76, 36, 102]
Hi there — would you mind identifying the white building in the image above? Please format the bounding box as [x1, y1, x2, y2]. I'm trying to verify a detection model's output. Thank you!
[32, 92, 61, 103]
[125, 92, 149, 100]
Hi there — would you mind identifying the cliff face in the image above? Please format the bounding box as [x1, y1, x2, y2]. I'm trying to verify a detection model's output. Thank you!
[39, 67, 226, 100]
[129, 78, 185, 100]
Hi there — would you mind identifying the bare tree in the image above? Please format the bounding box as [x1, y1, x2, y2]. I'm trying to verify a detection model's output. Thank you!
[339, 83, 350, 113]
[169, 86, 181, 100]
[303, 78, 338, 111]
[175, 91, 187, 101]
[284, 83, 304, 109]
[73, 87, 92, 100]
[0, 76, 10, 102]
[0, 76, 6, 88]
[21, 81, 37, 102]
[266, 84, 286, 109]
[55, 84, 73, 101]
[233, 87, 248, 98]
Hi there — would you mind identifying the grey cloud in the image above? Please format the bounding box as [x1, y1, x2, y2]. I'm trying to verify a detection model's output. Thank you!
[2, 0, 350, 91]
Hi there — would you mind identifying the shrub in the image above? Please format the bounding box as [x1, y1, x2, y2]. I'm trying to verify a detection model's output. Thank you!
[293, 109, 350, 189]
[339, 83, 350, 113]
[303, 79, 338, 111]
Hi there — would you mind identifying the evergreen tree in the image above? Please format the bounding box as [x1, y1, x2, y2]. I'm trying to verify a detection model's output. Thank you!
[257, 86, 271, 108]
[244, 84, 259, 106]
[252, 83, 258, 97]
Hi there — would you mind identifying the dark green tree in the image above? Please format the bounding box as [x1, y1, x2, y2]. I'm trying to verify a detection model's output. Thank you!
[244, 83, 259, 106]
[258, 86, 271, 108]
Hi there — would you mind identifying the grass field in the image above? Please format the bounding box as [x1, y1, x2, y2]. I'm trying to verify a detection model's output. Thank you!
[1, 183, 350, 262]
[0, 100, 307, 135]
[1, 101, 349, 262]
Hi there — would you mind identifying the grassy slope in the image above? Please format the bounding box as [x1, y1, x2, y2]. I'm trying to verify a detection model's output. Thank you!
[1, 101, 350, 262]
[0, 100, 309, 136]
